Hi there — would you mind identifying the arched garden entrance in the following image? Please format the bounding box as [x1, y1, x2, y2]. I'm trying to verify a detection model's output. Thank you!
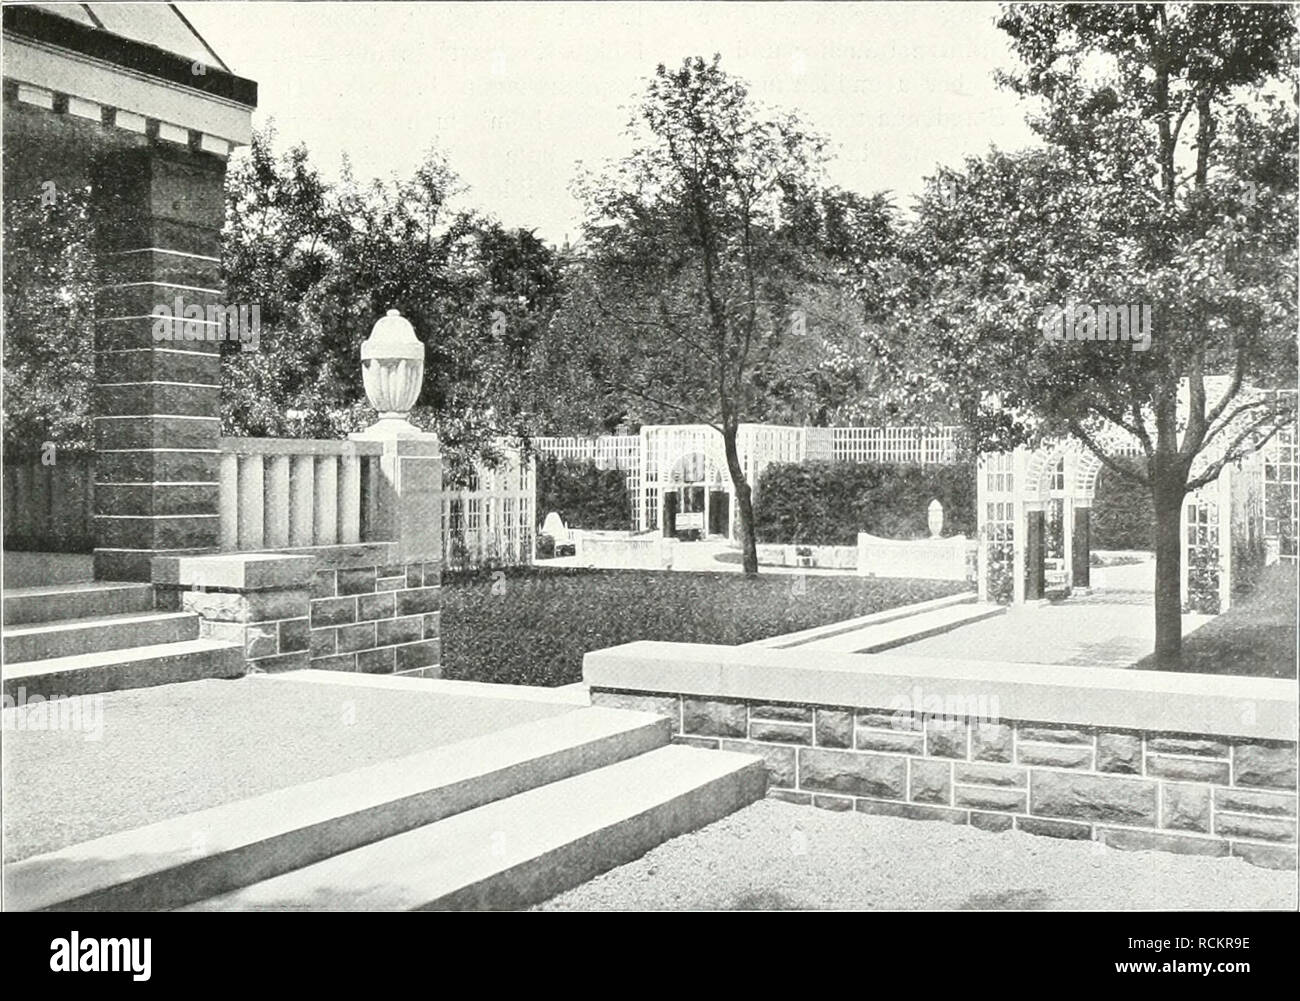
[976, 440, 1109, 604]
[978, 432, 1266, 614]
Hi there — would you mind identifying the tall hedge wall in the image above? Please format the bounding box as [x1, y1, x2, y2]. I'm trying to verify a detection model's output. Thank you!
[1091, 461, 1154, 551]
[535, 454, 632, 531]
[754, 460, 976, 545]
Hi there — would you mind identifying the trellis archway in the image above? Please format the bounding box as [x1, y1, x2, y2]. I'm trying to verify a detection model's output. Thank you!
[977, 437, 1128, 604]
[645, 426, 733, 540]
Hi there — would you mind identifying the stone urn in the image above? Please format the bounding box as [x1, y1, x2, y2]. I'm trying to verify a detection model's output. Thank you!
[360, 309, 425, 432]
[927, 499, 944, 538]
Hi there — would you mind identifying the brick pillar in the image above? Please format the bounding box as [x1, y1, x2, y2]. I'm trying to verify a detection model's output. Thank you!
[91, 144, 227, 580]
[1072, 503, 1091, 590]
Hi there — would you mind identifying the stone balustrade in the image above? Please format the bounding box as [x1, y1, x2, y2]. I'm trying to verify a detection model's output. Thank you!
[218, 437, 385, 551]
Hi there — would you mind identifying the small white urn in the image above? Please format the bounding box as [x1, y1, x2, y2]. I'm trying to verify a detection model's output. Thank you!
[360, 309, 425, 434]
[927, 498, 944, 538]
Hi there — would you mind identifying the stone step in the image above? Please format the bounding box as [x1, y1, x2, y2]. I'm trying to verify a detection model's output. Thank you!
[3, 611, 199, 663]
[2, 581, 154, 626]
[5, 707, 672, 911]
[796, 602, 1006, 654]
[184, 744, 767, 911]
[2, 638, 243, 700]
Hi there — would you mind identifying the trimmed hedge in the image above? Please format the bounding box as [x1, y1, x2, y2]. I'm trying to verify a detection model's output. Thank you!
[1091, 461, 1154, 551]
[442, 567, 967, 686]
[754, 460, 976, 545]
[535, 454, 631, 531]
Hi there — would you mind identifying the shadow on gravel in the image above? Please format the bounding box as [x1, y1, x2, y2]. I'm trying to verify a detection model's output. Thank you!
[959, 888, 1053, 909]
[728, 890, 803, 910]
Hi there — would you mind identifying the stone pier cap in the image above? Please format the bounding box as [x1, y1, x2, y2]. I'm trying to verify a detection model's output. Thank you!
[583, 641, 1298, 743]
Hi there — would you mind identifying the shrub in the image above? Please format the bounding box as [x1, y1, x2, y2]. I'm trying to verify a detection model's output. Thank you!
[535, 533, 556, 559]
[535, 454, 631, 531]
[754, 460, 976, 545]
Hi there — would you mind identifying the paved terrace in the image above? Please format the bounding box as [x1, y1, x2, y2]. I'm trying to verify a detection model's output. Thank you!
[2, 673, 582, 862]
[892, 555, 1212, 668]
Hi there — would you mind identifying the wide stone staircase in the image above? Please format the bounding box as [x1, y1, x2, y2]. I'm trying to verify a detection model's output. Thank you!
[5, 698, 767, 910]
[2, 581, 243, 699]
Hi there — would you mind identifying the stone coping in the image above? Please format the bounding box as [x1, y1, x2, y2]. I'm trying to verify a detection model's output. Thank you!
[583, 641, 1299, 743]
[152, 552, 314, 590]
[152, 544, 413, 587]
[252, 670, 591, 706]
[745, 591, 976, 649]
[219, 436, 384, 456]
[257, 542, 401, 570]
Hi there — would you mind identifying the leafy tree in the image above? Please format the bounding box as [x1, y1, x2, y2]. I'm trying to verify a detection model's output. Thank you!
[895, 3, 1297, 664]
[2, 181, 96, 455]
[220, 130, 569, 478]
[559, 55, 896, 573]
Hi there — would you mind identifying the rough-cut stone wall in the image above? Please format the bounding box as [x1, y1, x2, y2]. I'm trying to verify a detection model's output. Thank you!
[589, 689, 1298, 870]
[307, 558, 441, 677]
[154, 547, 440, 678]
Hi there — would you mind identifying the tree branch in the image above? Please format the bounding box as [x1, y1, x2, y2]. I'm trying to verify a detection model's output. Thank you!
[1186, 413, 1289, 492]
[1068, 417, 1151, 487]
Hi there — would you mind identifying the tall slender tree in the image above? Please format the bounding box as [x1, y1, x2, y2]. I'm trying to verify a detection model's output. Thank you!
[563, 55, 895, 573]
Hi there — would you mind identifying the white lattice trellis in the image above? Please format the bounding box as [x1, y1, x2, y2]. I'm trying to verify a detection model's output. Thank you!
[440, 443, 535, 569]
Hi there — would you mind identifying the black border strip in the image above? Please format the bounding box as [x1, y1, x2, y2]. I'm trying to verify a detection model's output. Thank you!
[3, 5, 257, 109]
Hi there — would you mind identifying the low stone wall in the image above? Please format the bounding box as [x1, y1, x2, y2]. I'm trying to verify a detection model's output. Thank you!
[153, 544, 441, 678]
[585, 641, 1298, 869]
[574, 532, 674, 570]
[302, 544, 441, 677]
[857, 532, 971, 581]
[756, 543, 858, 570]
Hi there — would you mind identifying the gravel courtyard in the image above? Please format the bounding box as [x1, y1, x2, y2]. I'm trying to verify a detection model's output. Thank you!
[538, 799, 1297, 910]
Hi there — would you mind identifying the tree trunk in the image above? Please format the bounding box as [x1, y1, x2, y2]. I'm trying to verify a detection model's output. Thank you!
[721, 424, 758, 575]
[1151, 473, 1185, 667]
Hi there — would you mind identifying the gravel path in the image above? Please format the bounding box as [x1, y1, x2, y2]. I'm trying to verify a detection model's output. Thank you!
[538, 800, 1297, 910]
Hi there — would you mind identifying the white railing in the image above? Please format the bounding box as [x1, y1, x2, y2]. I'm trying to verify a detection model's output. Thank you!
[441, 446, 536, 568]
[218, 438, 385, 551]
[831, 426, 962, 465]
[530, 434, 640, 471]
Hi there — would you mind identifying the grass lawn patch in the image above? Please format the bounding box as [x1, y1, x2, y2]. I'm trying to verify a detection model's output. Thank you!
[441, 567, 968, 687]
[1134, 562, 1297, 679]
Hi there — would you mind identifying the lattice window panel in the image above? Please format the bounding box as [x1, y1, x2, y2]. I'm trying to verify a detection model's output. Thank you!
[1185, 496, 1222, 614]
[1263, 423, 1297, 562]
